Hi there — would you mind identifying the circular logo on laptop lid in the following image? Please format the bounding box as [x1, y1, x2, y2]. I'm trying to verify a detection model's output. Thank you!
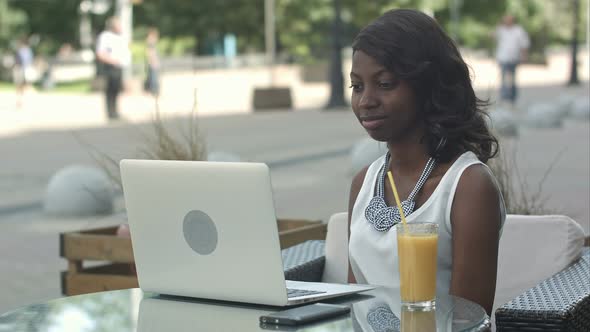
[182, 210, 218, 255]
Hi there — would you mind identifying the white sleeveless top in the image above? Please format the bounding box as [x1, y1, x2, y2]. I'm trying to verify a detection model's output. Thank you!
[349, 151, 506, 294]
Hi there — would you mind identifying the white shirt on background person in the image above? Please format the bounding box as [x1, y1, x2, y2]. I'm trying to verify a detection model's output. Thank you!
[96, 30, 130, 68]
[495, 24, 530, 64]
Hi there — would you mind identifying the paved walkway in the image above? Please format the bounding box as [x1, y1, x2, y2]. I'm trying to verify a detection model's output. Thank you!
[1, 49, 588, 136]
[0, 51, 588, 314]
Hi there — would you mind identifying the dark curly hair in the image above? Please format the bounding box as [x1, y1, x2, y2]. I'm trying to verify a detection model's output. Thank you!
[352, 9, 498, 163]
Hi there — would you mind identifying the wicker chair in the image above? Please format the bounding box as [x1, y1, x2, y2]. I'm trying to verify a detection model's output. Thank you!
[495, 248, 590, 331]
[282, 240, 325, 282]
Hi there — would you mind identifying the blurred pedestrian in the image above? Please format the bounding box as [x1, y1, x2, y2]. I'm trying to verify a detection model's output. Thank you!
[13, 37, 34, 108]
[58, 43, 73, 59]
[143, 27, 160, 98]
[492, 14, 530, 106]
[96, 16, 130, 120]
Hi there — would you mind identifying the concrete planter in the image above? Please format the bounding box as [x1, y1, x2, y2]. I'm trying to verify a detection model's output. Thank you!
[524, 103, 564, 129]
[252, 87, 293, 111]
[44, 165, 114, 217]
[489, 108, 519, 137]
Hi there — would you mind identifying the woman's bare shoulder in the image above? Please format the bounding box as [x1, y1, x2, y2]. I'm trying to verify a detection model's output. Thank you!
[452, 163, 502, 229]
[458, 163, 499, 195]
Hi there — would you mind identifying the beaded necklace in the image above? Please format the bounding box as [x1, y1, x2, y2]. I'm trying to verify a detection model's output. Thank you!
[364, 153, 437, 231]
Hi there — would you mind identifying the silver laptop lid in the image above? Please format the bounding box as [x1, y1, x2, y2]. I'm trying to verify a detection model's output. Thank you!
[120, 159, 289, 306]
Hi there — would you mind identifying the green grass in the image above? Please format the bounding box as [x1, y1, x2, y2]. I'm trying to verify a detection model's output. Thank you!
[0, 79, 92, 93]
[0, 81, 14, 91]
[42, 79, 92, 93]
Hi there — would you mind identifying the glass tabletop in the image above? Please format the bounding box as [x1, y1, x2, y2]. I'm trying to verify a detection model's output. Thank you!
[0, 287, 489, 331]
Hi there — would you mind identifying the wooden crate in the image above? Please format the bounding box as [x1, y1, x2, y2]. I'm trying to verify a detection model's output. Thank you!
[60, 218, 327, 296]
[276, 218, 326, 249]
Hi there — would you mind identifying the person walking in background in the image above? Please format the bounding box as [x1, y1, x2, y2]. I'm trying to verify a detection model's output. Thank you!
[96, 16, 130, 121]
[13, 37, 34, 108]
[493, 14, 530, 107]
[144, 27, 160, 98]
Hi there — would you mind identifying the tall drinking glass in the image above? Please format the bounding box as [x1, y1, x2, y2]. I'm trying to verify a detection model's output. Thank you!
[396, 222, 439, 309]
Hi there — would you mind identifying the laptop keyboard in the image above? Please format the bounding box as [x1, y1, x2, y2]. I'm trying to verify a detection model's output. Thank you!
[287, 288, 327, 298]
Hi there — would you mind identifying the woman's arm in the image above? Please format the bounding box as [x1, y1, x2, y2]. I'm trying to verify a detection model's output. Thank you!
[347, 166, 369, 283]
[449, 164, 503, 316]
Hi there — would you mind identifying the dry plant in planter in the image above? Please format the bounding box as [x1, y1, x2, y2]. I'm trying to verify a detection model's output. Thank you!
[487, 145, 563, 216]
[78, 100, 207, 191]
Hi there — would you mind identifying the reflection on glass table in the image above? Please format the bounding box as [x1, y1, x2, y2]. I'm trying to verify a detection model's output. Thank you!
[0, 287, 490, 331]
[350, 287, 490, 332]
[0, 288, 141, 332]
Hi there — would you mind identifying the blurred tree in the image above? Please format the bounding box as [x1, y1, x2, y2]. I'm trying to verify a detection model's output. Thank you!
[0, 0, 27, 81]
[0, 0, 28, 52]
[276, 0, 410, 63]
[325, 0, 346, 109]
[276, 0, 505, 63]
[275, 0, 333, 62]
[568, 0, 580, 85]
[2, 0, 585, 62]
[9, 0, 80, 55]
[433, 0, 507, 48]
[134, 0, 264, 55]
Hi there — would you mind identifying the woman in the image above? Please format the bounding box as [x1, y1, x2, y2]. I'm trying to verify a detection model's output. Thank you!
[347, 9, 505, 316]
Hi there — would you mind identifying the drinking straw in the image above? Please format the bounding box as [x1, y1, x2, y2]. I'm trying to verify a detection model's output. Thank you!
[387, 171, 408, 226]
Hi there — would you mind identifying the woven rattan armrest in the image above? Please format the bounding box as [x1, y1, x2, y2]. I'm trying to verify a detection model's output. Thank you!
[495, 248, 590, 331]
[282, 240, 325, 282]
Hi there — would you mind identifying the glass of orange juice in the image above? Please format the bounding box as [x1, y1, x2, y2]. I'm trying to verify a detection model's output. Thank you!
[396, 222, 438, 309]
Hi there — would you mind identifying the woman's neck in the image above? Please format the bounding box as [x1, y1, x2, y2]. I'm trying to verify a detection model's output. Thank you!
[387, 134, 431, 174]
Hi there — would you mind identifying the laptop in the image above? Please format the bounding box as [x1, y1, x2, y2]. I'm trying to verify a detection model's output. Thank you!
[120, 159, 374, 307]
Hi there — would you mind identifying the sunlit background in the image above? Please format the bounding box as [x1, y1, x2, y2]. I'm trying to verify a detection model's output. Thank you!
[0, 0, 588, 321]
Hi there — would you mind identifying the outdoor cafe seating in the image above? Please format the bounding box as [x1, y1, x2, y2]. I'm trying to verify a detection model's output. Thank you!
[0, 211, 587, 331]
[286, 212, 589, 331]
